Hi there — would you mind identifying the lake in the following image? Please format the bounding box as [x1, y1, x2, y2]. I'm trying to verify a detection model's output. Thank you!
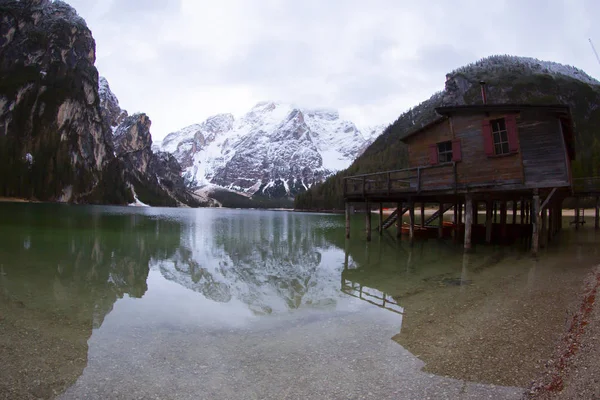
[1, 203, 599, 399]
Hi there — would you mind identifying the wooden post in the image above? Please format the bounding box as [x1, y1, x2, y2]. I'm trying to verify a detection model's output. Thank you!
[594, 196, 600, 230]
[453, 200, 459, 241]
[464, 195, 473, 251]
[378, 203, 383, 236]
[512, 201, 517, 224]
[420, 203, 425, 228]
[409, 200, 415, 244]
[396, 202, 402, 239]
[548, 206, 553, 240]
[540, 207, 547, 248]
[345, 202, 351, 239]
[458, 201, 463, 225]
[575, 197, 580, 230]
[485, 200, 493, 244]
[520, 198, 525, 225]
[365, 201, 371, 241]
[500, 201, 508, 240]
[493, 201, 498, 223]
[438, 202, 444, 238]
[473, 201, 478, 225]
[532, 192, 540, 256]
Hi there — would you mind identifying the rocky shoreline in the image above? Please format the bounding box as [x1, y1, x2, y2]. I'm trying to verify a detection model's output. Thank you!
[525, 265, 600, 399]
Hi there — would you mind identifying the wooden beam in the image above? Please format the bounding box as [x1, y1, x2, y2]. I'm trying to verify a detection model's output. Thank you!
[345, 202, 351, 239]
[365, 201, 371, 241]
[520, 198, 525, 225]
[420, 203, 425, 228]
[532, 192, 540, 256]
[464, 195, 473, 251]
[540, 187, 558, 211]
[485, 200, 493, 244]
[512, 200, 517, 224]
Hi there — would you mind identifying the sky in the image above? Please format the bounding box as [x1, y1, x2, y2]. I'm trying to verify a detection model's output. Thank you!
[67, 0, 600, 141]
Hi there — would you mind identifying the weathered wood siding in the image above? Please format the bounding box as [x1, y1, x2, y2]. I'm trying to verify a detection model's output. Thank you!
[406, 120, 451, 167]
[453, 114, 524, 187]
[518, 110, 569, 186]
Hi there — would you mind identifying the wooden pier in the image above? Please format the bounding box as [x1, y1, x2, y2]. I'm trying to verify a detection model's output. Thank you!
[342, 103, 599, 255]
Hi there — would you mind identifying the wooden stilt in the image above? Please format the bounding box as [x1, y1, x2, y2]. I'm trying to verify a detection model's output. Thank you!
[575, 197, 580, 230]
[438, 202, 444, 239]
[520, 198, 525, 225]
[420, 203, 425, 228]
[464, 195, 473, 251]
[378, 203, 383, 236]
[458, 201, 463, 225]
[500, 201, 508, 240]
[409, 200, 415, 245]
[345, 202, 351, 239]
[396, 202, 402, 239]
[473, 201, 478, 225]
[548, 206, 554, 239]
[365, 201, 371, 241]
[540, 207, 547, 248]
[512, 200, 517, 224]
[594, 196, 600, 230]
[485, 199, 493, 244]
[532, 192, 540, 256]
[493, 201, 498, 223]
[453, 200, 459, 241]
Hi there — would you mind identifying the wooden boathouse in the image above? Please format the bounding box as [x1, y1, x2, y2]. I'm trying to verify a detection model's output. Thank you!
[343, 101, 600, 255]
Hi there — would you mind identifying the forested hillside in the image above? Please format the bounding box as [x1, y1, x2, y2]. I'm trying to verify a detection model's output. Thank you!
[295, 55, 600, 210]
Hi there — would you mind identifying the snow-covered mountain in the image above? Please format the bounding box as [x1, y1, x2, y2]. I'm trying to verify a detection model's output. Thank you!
[155, 102, 384, 198]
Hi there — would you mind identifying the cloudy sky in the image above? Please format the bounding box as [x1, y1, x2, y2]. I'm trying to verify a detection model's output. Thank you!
[67, 0, 600, 141]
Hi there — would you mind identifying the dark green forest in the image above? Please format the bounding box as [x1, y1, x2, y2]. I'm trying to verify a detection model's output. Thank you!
[295, 56, 600, 210]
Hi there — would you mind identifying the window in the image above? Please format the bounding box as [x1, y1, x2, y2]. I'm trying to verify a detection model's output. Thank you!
[491, 118, 510, 155]
[437, 141, 453, 163]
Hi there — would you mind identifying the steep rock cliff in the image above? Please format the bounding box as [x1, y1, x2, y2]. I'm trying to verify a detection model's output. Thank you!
[114, 113, 204, 207]
[0, 0, 131, 204]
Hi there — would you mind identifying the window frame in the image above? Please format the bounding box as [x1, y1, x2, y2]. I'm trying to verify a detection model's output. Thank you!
[437, 140, 453, 164]
[490, 118, 511, 156]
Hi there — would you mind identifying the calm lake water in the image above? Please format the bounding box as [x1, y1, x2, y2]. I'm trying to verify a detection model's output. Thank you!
[1, 203, 599, 399]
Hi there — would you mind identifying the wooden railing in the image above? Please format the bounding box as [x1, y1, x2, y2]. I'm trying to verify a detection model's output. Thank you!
[344, 163, 457, 197]
[341, 279, 404, 315]
[573, 177, 600, 195]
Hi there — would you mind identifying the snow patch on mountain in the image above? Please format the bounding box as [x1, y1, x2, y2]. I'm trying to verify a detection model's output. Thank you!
[156, 102, 384, 198]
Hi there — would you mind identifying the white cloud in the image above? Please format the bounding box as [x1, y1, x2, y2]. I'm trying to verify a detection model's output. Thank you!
[67, 0, 600, 140]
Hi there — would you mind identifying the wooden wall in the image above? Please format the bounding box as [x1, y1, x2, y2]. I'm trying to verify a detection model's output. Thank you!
[404, 109, 571, 191]
[406, 120, 451, 168]
[453, 113, 524, 187]
[518, 110, 569, 186]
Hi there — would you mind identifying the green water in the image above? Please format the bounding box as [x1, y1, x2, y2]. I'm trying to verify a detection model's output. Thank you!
[0, 203, 599, 399]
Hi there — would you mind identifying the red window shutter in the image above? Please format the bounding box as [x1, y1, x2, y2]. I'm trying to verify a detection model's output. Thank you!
[482, 120, 494, 156]
[506, 114, 519, 153]
[429, 144, 438, 165]
[452, 139, 462, 162]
